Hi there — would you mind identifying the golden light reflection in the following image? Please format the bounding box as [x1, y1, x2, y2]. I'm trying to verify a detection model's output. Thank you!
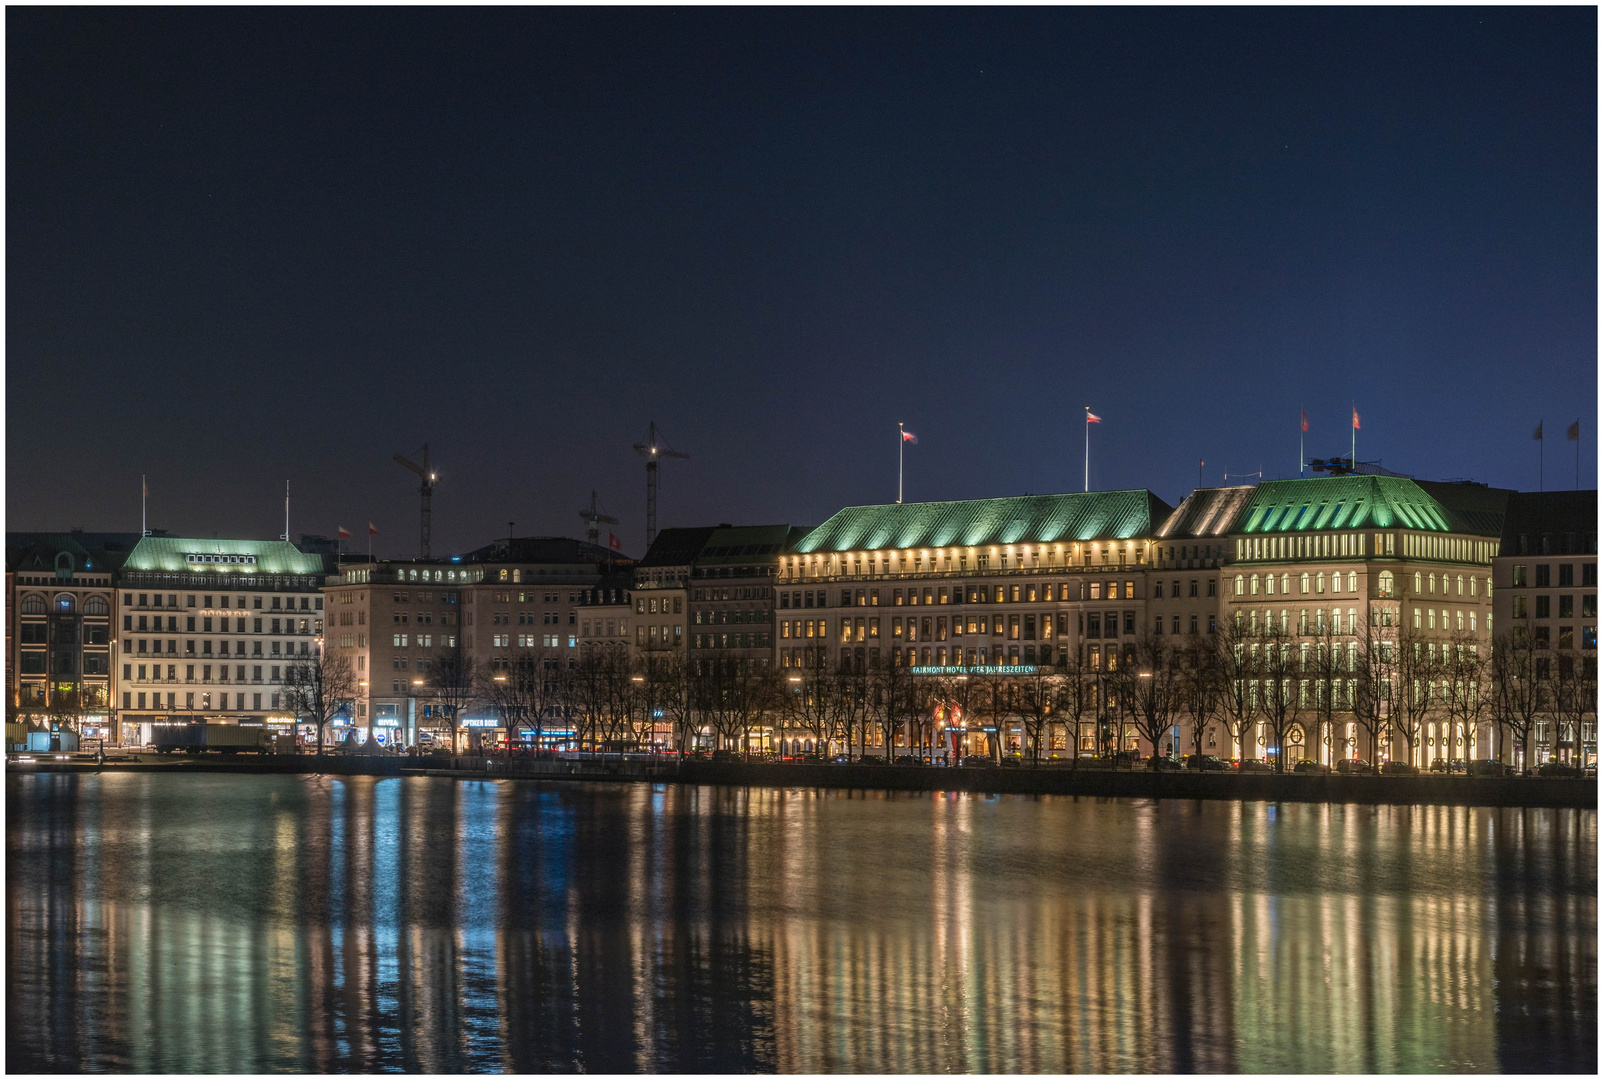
[5, 774, 1596, 1072]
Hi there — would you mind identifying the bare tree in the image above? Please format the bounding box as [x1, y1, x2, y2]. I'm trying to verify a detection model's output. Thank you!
[284, 649, 358, 755]
[1552, 647, 1597, 767]
[1490, 615, 1543, 774]
[1214, 614, 1258, 763]
[871, 661, 921, 761]
[1179, 632, 1224, 761]
[1052, 646, 1096, 764]
[1015, 666, 1061, 764]
[426, 640, 479, 754]
[1390, 623, 1440, 768]
[1350, 609, 1397, 766]
[1256, 625, 1304, 772]
[1116, 631, 1185, 766]
[1438, 630, 1488, 766]
[1302, 622, 1347, 765]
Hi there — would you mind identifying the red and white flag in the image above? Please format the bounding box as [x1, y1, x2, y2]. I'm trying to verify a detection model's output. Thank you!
[901, 429, 917, 444]
[368, 522, 379, 536]
[608, 532, 622, 551]
[1086, 411, 1102, 424]
[1301, 408, 1309, 433]
[1352, 406, 1361, 431]
[337, 526, 352, 539]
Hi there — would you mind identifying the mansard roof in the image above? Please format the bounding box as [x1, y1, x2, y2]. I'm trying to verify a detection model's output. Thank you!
[796, 490, 1175, 554]
[121, 536, 328, 576]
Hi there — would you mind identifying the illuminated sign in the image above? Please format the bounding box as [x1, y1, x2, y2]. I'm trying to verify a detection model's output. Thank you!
[372, 715, 399, 727]
[909, 665, 1038, 676]
[462, 717, 500, 729]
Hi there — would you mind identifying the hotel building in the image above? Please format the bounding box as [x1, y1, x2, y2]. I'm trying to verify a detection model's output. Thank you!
[111, 536, 333, 744]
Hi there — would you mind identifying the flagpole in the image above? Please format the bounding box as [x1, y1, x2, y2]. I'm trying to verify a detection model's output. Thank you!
[1576, 421, 1581, 490]
[1084, 409, 1090, 493]
[898, 422, 904, 505]
[1350, 403, 1356, 472]
[1299, 406, 1304, 476]
[141, 474, 146, 536]
[1539, 421, 1544, 492]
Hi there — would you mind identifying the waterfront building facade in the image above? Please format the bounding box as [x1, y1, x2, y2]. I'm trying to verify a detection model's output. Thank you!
[6, 532, 135, 744]
[1491, 490, 1598, 766]
[326, 536, 630, 747]
[112, 536, 333, 744]
[1165, 477, 1510, 767]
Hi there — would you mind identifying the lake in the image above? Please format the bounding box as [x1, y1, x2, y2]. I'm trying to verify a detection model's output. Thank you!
[6, 772, 1596, 1073]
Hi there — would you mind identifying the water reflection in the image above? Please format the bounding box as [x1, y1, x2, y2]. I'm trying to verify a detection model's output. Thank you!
[7, 774, 1596, 1073]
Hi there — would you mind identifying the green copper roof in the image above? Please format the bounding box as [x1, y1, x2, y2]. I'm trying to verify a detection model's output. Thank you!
[796, 490, 1174, 553]
[1234, 476, 1456, 535]
[122, 536, 327, 575]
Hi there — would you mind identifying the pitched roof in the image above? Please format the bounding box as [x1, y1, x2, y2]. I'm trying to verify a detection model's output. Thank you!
[121, 536, 328, 575]
[7, 532, 144, 574]
[1414, 480, 1513, 537]
[795, 490, 1175, 554]
[1231, 476, 1486, 535]
[1498, 490, 1598, 553]
[1155, 487, 1257, 539]
[638, 526, 720, 568]
[693, 525, 809, 566]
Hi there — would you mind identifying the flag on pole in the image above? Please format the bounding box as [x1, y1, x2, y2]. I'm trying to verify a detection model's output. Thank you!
[368, 522, 379, 535]
[1352, 407, 1360, 430]
[142, 478, 149, 496]
[338, 526, 352, 539]
[1086, 411, 1102, 424]
[608, 532, 622, 551]
[1567, 420, 1581, 441]
[1534, 422, 1544, 441]
[1301, 408, 1309, 432]
[901, 430, 917, 444]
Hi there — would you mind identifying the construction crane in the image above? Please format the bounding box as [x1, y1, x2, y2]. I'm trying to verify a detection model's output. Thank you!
[393, 444, 436, 558]
[578, 490, 619, 547]
[632, 421, 689, 549]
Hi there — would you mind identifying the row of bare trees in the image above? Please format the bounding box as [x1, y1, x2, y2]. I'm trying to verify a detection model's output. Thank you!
[271, 610, 1593, 769]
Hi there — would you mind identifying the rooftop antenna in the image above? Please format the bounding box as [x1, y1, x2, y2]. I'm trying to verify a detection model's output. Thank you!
[578, 490, 619, 545]
[633, 422, 689, 549]
[392, 444, 436, 558]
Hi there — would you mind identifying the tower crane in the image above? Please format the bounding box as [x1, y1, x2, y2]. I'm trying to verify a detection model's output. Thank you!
[632, 421, 689, 549]
[578, 490, 619, 546]
[392, 444, 436, 558]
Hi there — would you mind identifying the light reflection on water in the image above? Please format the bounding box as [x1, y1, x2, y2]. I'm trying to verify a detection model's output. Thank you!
[6, 773, 1595, 1073]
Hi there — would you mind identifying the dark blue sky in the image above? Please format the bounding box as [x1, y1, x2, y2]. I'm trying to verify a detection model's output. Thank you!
[8, 7, 1596, 557]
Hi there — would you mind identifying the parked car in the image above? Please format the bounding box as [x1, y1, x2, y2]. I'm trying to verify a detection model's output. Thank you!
[1237, 759, 1274, 773]
[1335, 757, 1374, 775]
[1381, 760, 1419, 775]
[710, 749, 739, 763]
[1427, 758, 1467, 774]
[1468, 759, 1507, 777]
[831, 754, 853, 764]
[1537, 760, 1582, 778]
[1184, 754, 1228, 772]
[1147, 756, 1182, 771]
[1293, 759, 1331, 774]
[892, 755, 926, 766]
[998, 753, 1025, 768]
[962, 755, 995, 767]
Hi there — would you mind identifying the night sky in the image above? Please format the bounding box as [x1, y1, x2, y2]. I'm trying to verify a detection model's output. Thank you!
[8, 7, 1596, 558]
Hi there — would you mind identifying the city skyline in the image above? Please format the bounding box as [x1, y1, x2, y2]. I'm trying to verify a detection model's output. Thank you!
[7, 7, 1595, 556]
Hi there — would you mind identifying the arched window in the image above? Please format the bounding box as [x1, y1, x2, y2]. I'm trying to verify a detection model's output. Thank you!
[1428, 573, 1436, 594]
[84, 596, 108, 616]
[1265, 574, 1275, 596]
[1234, 575, 1245, 596]
[1414, 572, 1423, 594]
[55, 552, 73, 574]
[1347, 572, 1357, 592]
[1456, 574, 1464, 596]
[1377, 571, 1394, 597]
[1300, 573, 1310, 594]
[1250, 575, 1260, 596]
[55, 594, 75, 613]
[20, 594, 45, 614]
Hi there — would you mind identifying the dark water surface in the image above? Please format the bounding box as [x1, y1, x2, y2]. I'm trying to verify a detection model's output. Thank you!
[6, 773, 1596, 1073]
